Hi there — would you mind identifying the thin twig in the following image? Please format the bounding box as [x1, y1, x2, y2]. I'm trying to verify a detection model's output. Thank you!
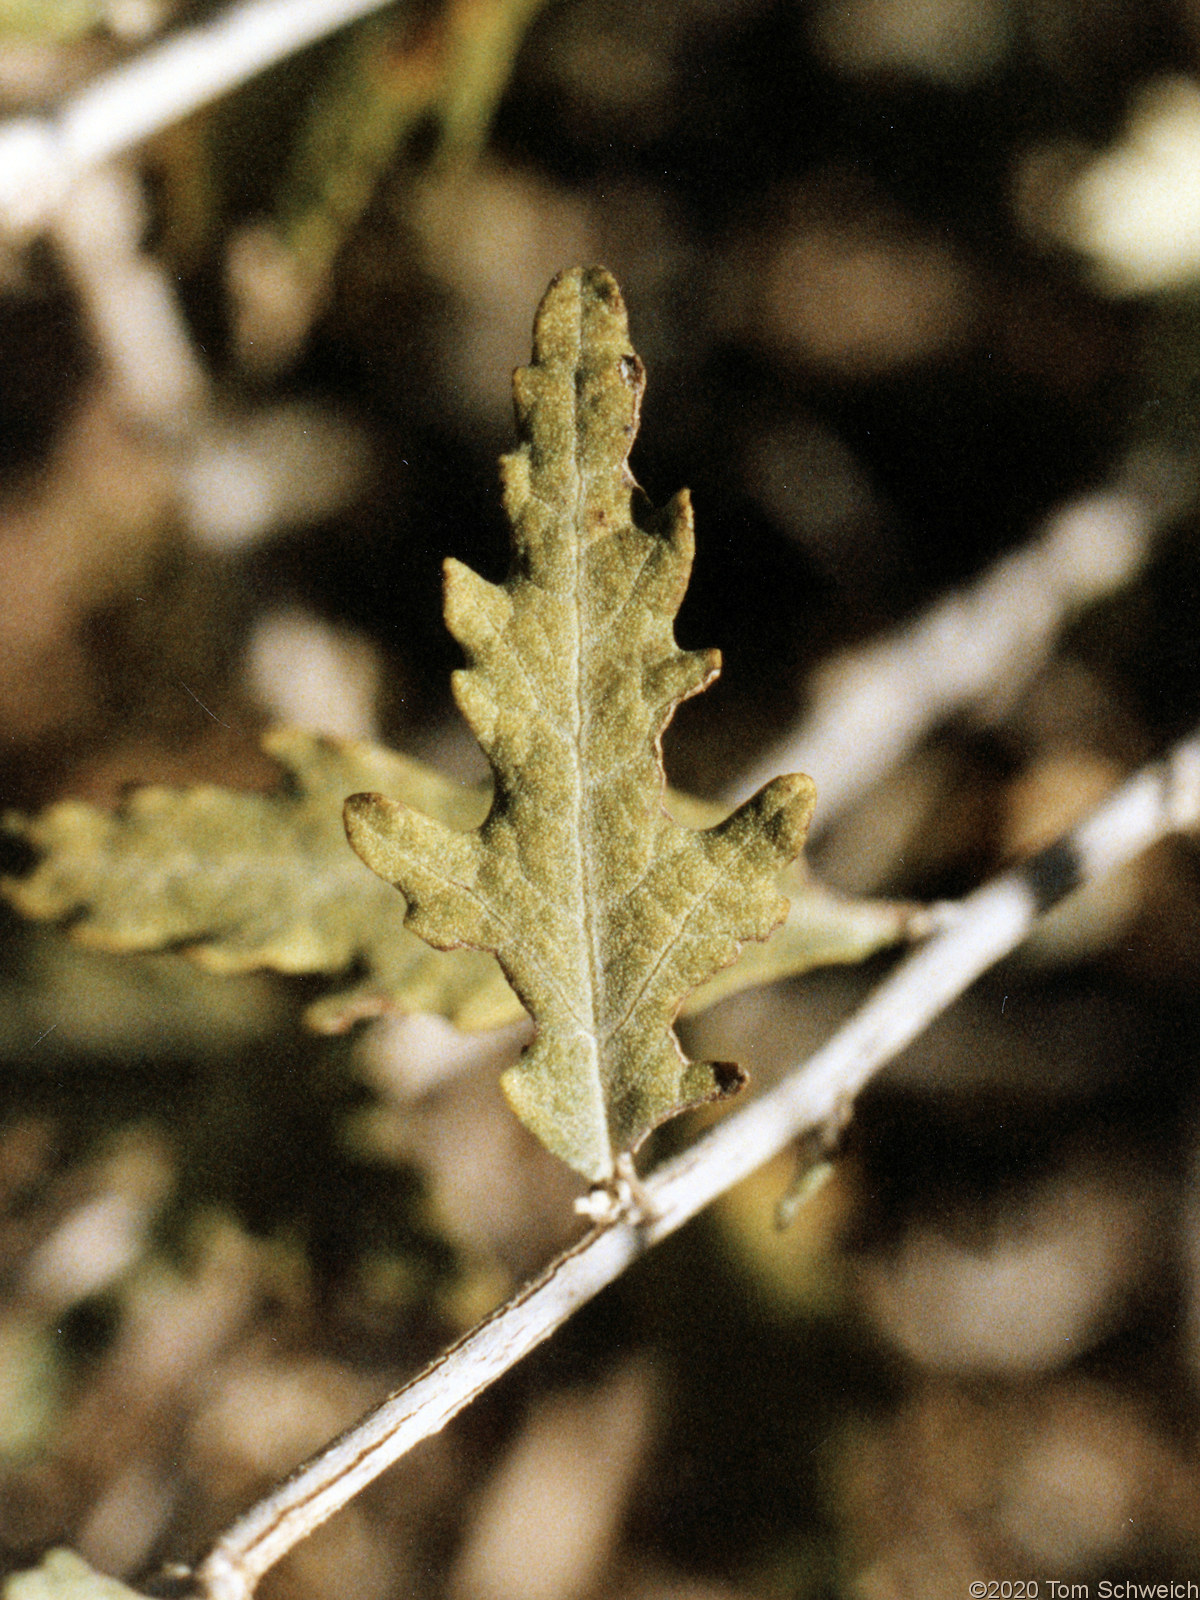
[728, 449, 1195, 829]
[193, 724, 1200, 1600]
[0, 0, 395, 234]
[47, 155, 371, 553]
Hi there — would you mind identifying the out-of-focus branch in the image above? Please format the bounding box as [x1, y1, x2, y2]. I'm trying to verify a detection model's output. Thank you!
[0, 0, 395, 235]
[48, 159, 371, 552]
[52, 161, 210, 430]
[729, 450, 1195, 829]
[0, 6, 385, 545]
[192, 723, 1200, 1600]
[4, 0, 549, 536]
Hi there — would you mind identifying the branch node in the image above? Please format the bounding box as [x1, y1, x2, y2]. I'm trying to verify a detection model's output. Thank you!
[574, 1152, 653, 1228]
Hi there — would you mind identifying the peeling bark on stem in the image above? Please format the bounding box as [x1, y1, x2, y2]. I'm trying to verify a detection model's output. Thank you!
[193, 724, 1200, 1600]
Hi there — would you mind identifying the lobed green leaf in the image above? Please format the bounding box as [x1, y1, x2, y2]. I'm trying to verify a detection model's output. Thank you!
[4, 734, 910, 1048]
[344, 267, 818, 1180]
[4, 727, 515, 1035]
[2, 271, 924, 1180]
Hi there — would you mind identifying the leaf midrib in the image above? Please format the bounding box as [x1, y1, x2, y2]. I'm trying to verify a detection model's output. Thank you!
[568, 297, 607, 1137]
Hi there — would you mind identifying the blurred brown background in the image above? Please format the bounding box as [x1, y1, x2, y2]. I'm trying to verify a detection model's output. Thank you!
[5, 1, 1200, 1596]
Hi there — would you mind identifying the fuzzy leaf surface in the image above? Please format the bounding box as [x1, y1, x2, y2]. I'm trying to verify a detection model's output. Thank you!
[4, 739, 910, 1044]
[345, 266, 816, 1180]
[664, 792, 917, 1013]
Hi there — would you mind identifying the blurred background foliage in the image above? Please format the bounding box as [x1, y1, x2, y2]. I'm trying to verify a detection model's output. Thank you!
[6, 0, 1200, 1597]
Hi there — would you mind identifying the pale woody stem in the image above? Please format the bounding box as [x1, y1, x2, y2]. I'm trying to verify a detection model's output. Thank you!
[194, 725, 1200, 1600]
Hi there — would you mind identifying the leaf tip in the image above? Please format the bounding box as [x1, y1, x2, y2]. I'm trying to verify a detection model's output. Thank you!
[757, 771, 819, 848]
[680, 1057, 748, 1107]
[530, 263, 635, 366]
